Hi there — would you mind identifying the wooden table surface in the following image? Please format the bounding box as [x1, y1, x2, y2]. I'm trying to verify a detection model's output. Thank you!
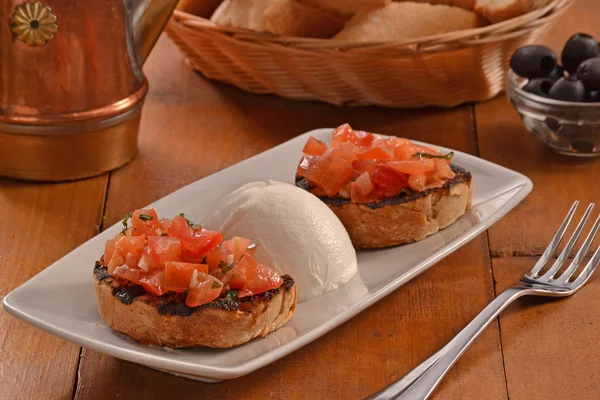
[2, 2, 600, 399]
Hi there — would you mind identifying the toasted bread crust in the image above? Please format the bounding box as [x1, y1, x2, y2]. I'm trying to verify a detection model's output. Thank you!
[296, 165, 472, 249]
[93, 263, 297, 348]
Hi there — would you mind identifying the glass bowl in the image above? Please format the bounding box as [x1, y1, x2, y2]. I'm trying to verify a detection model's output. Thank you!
[506, 70, 600, 157]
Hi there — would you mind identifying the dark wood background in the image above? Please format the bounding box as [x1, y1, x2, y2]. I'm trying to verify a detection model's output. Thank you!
[1, 1, 599, 398]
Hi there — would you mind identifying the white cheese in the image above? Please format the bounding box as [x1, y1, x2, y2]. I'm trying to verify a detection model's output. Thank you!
[200, 181, 358, 302]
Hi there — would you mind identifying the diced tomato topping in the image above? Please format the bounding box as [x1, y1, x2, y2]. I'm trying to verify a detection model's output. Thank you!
[180, 228, 223, 263]
[185, 271, 223, 308]
[350, 172, 374, 203]
[164, 261, 208, 293]
[205, 246, 229, 271]
[115, 235, 145, 259]
[107, 254, 124, 275]
[331, 123, 355, 148]
[131, 209, 160, 236]
[356, 145, 392, 161]
[222, 237, 256, 262]
[384, 137, 412, 149]
[408, 174, 427, 191]
[147, 236, 181, 265]
[302, 136, 328, 156]
[159, 218, 172, 232]
[297, 124, 455, 202]
[385, 159, 435, 175]
[355, 131, 375, 147]
[434, 159, 455, 179]
[139, 270, 167, 296]
[112, 264, 143, 285]
[167, 215, 189, 238]
[229, 254, 283, 297]
[371, 164, 408, 197]
[167, 216, 222, 262]
[103, 239, 117, 267]
[352, 159, 378, 178]
[319, 157, 354, 197]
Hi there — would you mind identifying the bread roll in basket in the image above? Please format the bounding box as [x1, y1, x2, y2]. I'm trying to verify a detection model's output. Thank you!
[166, 0, 573, 108]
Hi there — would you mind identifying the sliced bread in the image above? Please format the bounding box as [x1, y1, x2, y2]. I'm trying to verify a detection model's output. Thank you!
[334, 2, 486, 43]
[474, 0, 552, 23]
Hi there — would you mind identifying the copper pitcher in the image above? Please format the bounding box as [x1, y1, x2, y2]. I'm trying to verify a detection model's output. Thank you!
[0, 0, 179, 181]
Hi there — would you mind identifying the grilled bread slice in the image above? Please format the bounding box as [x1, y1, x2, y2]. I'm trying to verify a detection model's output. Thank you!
[94, 262, 297, 348]
[296, 165, 472, 249]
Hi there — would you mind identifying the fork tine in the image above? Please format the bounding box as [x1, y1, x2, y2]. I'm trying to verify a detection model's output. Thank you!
[555, 214, 600, 285]
[540, 204, 595, 280]
[527, 201, 579, 278]
[570, 245, 600, 289]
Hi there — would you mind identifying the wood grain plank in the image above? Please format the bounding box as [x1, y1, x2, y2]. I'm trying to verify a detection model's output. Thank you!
[0, 176, 107, 400]
[493, 257, 600, 400]
[74, 36, 506, 400]
[475, 0, 600, 257]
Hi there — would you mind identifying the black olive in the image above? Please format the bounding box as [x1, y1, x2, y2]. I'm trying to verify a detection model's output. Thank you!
[547, 65, 565, 82]
[548, 77, 586, 102]
[576, 56, 600, 90]
[522, 78, 553, 97]
[561, 33, 600, 74]
[510, 45, 557, 78]
[586, 90, 600, 102]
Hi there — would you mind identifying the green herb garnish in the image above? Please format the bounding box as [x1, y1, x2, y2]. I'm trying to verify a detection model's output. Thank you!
[412, 151, 454, 160]
[120, 212, 132, 234]
[225, 290, 238, 300]
[211, 281, 223, 289]
[139, 213, 154, 221]
[220, 263, 234, 274]
[179, 212, 196, 228]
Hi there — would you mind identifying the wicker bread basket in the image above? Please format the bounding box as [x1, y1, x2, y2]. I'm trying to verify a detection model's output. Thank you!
[165, 0, 573, 108]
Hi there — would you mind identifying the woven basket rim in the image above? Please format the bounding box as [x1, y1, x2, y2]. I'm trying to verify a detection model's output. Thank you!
[172, 0, 573, 52]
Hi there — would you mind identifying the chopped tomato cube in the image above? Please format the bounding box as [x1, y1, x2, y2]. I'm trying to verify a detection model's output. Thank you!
[222, 237, 256, 262]
[112, 264, 143, 285]
[164, 261, 208, 293]
[350, 172, 374, 203]
[180, 228, 223, 263]
[296, 155, 323, 185]
[331, 123, 355, 148]
[302, 136, 328, 156]
[384, 137, 412, 149]
[147, 236, 181, 265]
[319, 157, 354, 197]
[114, 235, 145, 258]
[408, 174, 427, 191]
[139, 270, 167, 296]
[103, 239, 117, 266]
[205, 246, 229, 271]
[356, 146, 392, 161]
[131, 209, 160, 236]
[330, 142, 359, 164]
[385, 160, 435, 175]
[352, 160, 378, 178]
[434, 159, 455, 179]
[185, 271, 223, 308]
[107, 254, 124, 275]
[354, 131, 375, 147]
[371, 165, 408, 198]
[229, 254, 282, 297]
[167, 215, 189, 238]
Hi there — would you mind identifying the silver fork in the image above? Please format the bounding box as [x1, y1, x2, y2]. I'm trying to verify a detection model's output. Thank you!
[367, 201, 600, 400]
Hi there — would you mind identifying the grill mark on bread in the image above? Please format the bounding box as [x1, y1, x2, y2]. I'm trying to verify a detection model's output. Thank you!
[296, 164, 471, 209]
[94, 263, 295, 316]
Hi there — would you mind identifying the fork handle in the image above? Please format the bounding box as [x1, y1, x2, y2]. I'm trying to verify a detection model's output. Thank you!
[366, 287, 527, 400]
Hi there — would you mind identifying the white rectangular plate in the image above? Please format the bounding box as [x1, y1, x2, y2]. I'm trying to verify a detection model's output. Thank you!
[3, 128, 532, 382]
